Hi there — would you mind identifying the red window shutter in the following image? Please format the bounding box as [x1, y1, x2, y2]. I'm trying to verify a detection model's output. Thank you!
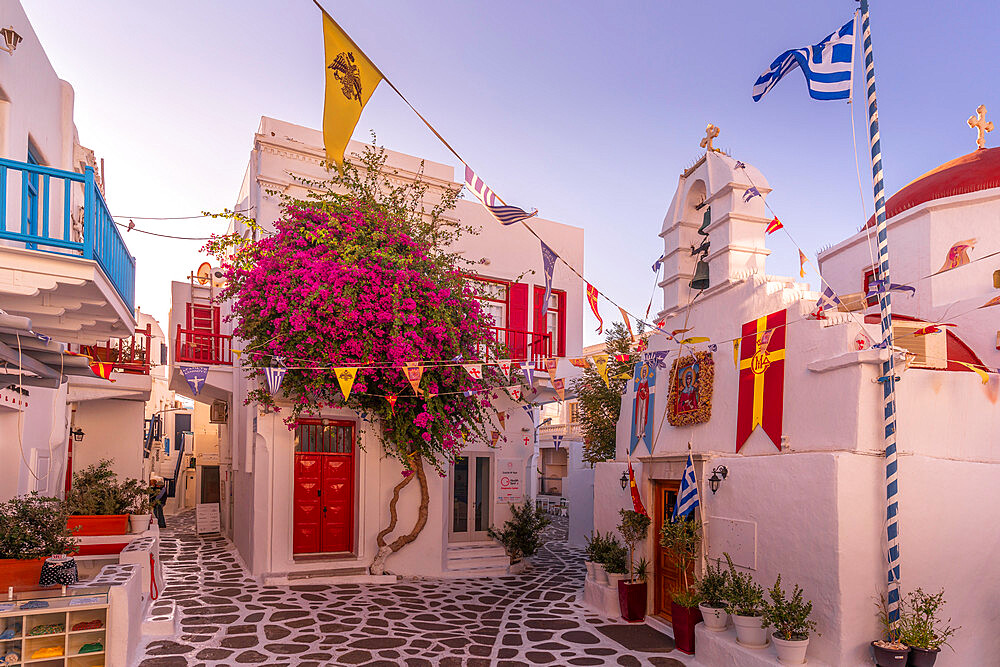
[557, 291, 566, 357]
[508, 282, 529, 360]
[532, 286, 547, 337]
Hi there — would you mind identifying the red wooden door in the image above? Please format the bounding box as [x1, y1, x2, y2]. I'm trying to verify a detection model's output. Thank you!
[293, 420, 354, 555]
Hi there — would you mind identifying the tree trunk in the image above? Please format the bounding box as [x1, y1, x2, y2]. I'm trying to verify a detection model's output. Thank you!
[370, 455, 429, 575]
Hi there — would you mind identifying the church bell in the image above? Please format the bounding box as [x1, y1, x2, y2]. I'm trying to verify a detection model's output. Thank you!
[690, 259, 710, 291]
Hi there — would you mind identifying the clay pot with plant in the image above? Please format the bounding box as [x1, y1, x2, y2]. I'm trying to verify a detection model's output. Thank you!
[762, 574, 818, 665]
[696, 557, 730, 632]
[65, 459, 150, 536]
[659, 515, 704, 654]
[0, 493, 76, 589]
[898, 589, 958, 667]
[724, 553, 767, 648]
[873, 591, 909, 666]
[616, 509, 651, 622]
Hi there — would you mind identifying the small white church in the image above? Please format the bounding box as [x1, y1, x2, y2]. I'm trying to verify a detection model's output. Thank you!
[592, 121, 1000, 666]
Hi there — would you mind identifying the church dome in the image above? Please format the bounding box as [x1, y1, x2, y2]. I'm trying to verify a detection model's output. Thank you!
[866, 147, 1000, 228]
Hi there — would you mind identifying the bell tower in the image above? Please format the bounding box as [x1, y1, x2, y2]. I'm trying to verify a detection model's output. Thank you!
[657, 127, 773, 318]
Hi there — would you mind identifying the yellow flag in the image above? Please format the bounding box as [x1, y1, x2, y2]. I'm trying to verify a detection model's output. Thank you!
[594, 354, 610, 388]
[680, 336, 710, 344]
[733, 339, 740, 369]
[321, 8, 382, 173]
[335, 367, 359, 400]
[958, 362, 989, 384]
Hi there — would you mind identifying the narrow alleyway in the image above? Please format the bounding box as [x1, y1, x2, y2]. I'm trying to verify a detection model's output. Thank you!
[137, 511, 689, 667]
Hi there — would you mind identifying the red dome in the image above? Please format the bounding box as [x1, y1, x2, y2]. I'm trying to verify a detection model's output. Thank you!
[866, 147, 1000, 228]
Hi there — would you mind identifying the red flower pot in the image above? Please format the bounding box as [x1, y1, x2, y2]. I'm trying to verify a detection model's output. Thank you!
[617, 580, 647, 622]
[671, 601, 703, 655]
[67, 514, 131, 536]
[0, 558, 47, 590]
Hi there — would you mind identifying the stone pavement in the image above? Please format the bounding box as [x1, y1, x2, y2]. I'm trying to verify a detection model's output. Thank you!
[137, 510, 690, 667]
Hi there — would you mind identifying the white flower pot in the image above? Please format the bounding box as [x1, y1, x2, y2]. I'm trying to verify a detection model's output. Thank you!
[129, 514, 151, 534]
[698, 603, 729, 632]
[606, 572, 625, 588]
[595, 564, 609, 585]
[585, 561, 597, 581]
[508, 560, 529, 575]
[772, 635, 809, 664]
[732, 613, 768, 648]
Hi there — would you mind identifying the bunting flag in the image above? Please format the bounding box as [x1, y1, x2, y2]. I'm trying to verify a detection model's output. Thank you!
[587, 283, 603, 334]
[613, 372, 633, 379]
[404, 362, 424, 395]
[672, 454, 699, 521]
[913, 324, 955, 336]
[320, 6, 383, 173]
[552, 434, 564, 450]
[552, 377, 566, 401]
[614, 354, 631, 362]
[593, 354, 610, 388]
[88, 361, 115, 382]
[709, 344, 718, 352]
[680, 336, 710, 345]
[652, 254, 665, 273]
[799, 250, 808, 277]
[630, 362, 655, 455]
[498, 359, 512, 380]
[569, 358, 589, 369]
[735, 160, 746, 170]
[540, 240, 558, 315]
[627, 456, 648, 517]
[491, 430, 501, 446]
[979, 294, 1000, 309]
[619, 307, 635, 342]
[636, 337, 649, 353]
[643, 351, 670, 369]
[736, 309, 786, 452]
[937, 238, 976, 273]
[810, 285, 842, 319]
[505, 386, 523, 401]
[544, 358, 559, 376]
[743, 186, 761, 202]
[733, 340, 740, 369]
[181, 365, 209, 395]
[497, 411, 506, 430]
[335, 367, 358, 400]
[671, 328, 691, 337]
[866, 279, 917, 298]
[522, 361, 536, 386]
[766, 216, 783, 234]
[233, 349, 244, 361]
[958, 362, 989, 384]
[462, 363, 483, 380]
[463, 164, 537, 226]
[386, 394, 398, 413]
[264, 366, 286, 395]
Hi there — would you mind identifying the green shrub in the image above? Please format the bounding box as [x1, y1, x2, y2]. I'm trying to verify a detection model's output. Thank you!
[618, 509, 651, 582]
[0, 493, 76, 559]
[65, 459, 151, 516]
[659, 515, 701, 592]
[603, 541, 629, 575]
[762, 574, 817, 641]
[899, 588, 958, 651]
[487, 500, 551, 563]
[697, 558, 730, 609]
[672, 588, 702, 609]
[723, 553, 764, 617]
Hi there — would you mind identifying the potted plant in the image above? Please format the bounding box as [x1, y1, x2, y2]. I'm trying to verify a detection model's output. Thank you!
[898, 589, 958, 667]
[584, 531, 603, 582]
[762, 574, 818, 664]
[603, 540, 629, 588]
[617, 508, 652, 622]
[590, 533, 611, 584]
[873, 592, 910, 666]
[696, 557, 730, 632]
[0, 493, 76, 589]
[659, 515, 704, 654]
[65, 459, 145, 535]
[487, 500, 551, 574]
[724, 553, 767, 648]
[129, 485, 157, 534]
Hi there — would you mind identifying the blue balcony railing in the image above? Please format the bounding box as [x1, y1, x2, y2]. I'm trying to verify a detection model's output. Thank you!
[0, 158, 135, 311]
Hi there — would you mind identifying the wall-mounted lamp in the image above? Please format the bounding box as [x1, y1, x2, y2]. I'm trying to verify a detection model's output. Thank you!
[70, 427, 85, 442]
[620, 470, 629, 491]
[0, 26, 22, 55]
[708, 465, 728, 494]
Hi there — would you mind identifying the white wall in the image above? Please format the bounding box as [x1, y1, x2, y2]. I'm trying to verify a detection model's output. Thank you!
[73, 398, 145, 482]
[0, 382, 69, 501]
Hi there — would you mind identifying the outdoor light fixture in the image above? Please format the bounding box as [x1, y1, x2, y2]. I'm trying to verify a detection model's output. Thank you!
[71, 427, 85, 442]
[708, 465, 728, 494]
[0, 26, 22, 55]
[620, 470, 629, 491]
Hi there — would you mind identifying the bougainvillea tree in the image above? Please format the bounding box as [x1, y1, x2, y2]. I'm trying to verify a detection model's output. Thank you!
[206, 142, 519, 573]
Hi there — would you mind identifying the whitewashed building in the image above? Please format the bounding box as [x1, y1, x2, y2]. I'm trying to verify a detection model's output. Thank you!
[592, 133, 1000, 666]
[167, 117, 584, 581]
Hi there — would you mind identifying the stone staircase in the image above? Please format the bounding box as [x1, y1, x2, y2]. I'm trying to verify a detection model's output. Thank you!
[444, 541, 510, 577]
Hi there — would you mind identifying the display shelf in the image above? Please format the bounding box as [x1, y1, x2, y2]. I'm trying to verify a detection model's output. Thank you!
[0, 589, 110, 667]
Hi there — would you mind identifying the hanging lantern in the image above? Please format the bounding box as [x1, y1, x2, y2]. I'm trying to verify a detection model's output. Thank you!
[0, 26, 22, 55]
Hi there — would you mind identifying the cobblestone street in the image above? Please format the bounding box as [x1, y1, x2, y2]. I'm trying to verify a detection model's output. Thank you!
[137, 511, 689, 667]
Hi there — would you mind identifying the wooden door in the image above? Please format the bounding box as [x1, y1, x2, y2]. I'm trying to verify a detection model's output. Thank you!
[449, 455, 492, 542]
[653, 480, 696, 624]
[292, 420, 354, 555]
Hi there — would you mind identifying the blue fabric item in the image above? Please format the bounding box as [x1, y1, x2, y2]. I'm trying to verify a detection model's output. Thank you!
[19, 600, 49, 610]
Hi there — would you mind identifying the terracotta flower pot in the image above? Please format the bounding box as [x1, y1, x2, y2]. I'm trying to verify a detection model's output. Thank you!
[670, 601, 703, 654]
[0, 558, 47, 590]
[872, 641, 910, 666]
[907, 647, 940, 667]
[67, 514, 131, 536]
[617, 580, 647, 622]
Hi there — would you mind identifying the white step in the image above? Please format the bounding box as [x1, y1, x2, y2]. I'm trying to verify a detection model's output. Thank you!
[142, 598, 177, 636]
[445, 542, 510, 574]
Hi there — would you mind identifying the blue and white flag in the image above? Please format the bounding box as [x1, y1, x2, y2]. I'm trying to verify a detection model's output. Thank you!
[180, 365, 209, 396]
[672, 453, 700, 522]
[522, 361, 536, 387]
[540, 240, 558, 315]
[464, 164, 537, 226]
[552, 434, 563, 450]
[811, 285, 842, 318]
[752, 18, 856, 102]
[522, 403, 535, 424]
[866, 279, 916, 298]
[743, 186, 761, 202]
[264, 366, 286, 395]
[652, 253, 665, 273]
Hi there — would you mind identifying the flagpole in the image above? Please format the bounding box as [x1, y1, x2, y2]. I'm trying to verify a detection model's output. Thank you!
[859, 0, 902, 634]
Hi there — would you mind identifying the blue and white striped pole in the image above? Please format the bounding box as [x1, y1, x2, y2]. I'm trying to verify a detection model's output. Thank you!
[859, 0, 901, 633]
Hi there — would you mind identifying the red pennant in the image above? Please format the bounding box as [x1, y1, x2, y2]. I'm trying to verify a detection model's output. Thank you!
[386, 395, 398, 413]
[628, 458, 648, 517]
[587, 283, 603, 334]
[89, 361, 115, 382]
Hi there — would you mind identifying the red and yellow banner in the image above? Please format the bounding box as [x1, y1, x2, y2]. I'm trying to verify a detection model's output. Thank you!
[587, 283, 603, 334]
[736, 309, 786, 452]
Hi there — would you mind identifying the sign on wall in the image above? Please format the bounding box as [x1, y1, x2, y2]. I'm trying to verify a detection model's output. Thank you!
[496, 459, 522, 504]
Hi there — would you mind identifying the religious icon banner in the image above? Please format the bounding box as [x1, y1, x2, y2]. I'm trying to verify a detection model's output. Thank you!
[630, 361, 656, 455]
[736, 308, 786, 452]
[667, 351, 714, 427]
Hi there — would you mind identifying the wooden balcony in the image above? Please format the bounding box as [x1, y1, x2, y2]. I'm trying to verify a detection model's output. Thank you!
[484, 326, 552, 362]
[175, 325, 233, 366]
[76, 323, 153, 375]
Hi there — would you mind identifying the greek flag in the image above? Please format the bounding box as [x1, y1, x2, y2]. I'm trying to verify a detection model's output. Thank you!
[464, 164, 537, 226]
[752, 17, 856, 102]
[672, 454, 700, 521]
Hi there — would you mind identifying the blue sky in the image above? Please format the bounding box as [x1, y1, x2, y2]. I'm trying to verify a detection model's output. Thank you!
[24, 1, 1000, 344]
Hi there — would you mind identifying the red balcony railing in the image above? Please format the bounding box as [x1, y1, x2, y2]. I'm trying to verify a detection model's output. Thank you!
[77, 323, 152, 374]
[483, 326, 552, 362]
[176, 325, 232, 366]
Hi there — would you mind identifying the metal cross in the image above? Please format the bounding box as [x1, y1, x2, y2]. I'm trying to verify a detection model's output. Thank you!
[968, 105, 993, 149]
[700, 124, 720, 152]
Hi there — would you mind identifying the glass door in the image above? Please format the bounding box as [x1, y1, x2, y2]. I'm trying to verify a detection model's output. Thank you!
[449, 454, 492, 541]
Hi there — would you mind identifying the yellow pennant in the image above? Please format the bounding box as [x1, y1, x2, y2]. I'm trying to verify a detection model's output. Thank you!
[958, 362, 989, 384]
[680, 336, 710, 344]
[733, 339, 740, 369]
[404, 362, 424, 395]
[320, 6, 383, 173]
[335, 367, 358, 400]
[594, 354, 610, 388]
[233, 349, 243, 360]
[619, 307, 635, 342]
[612, 372, 632, 379]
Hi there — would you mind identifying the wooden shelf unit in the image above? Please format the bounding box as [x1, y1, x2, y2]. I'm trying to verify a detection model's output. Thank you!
[0, 595, 109, 666]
